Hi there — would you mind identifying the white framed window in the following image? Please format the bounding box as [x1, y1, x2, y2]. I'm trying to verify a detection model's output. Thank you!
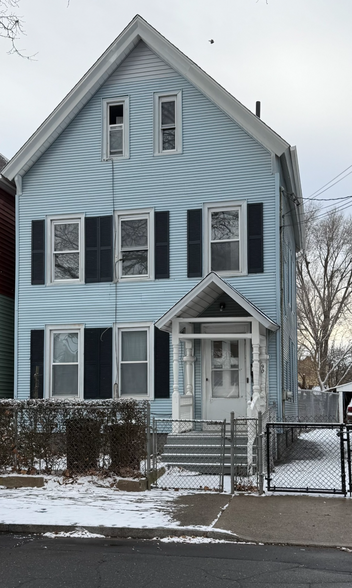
[115, 209, 154, 280]
[204, 201, 247, 275]
[46, 214, 84, 285]
[102, 97, 129, 160]
[45, 324, 84, 399]
[115, 323, 153, 399]
[154, 91, 182, 155]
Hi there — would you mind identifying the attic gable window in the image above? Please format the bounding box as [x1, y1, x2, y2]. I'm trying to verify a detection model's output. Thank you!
[102, 97, 129, 160]
[154, 91, 182, 155]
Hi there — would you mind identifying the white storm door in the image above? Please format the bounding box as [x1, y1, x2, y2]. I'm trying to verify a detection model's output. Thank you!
[204, 339, 247, 421]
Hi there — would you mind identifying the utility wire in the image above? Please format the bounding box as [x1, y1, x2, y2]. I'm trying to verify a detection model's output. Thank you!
[303, 193, 352, 202]
[308, 164, 352, 198]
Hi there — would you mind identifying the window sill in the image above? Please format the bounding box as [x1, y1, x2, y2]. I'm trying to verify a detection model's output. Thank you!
[46, 280, 85, 286]
[209, 270, 248, 278]
[102, 155, 129, 162]
[153, 150, 182, 157]
[116, 276, 154, 283]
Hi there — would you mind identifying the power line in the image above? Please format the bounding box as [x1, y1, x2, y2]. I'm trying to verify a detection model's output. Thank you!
[303, 193, 352, 202]
[309, 165, 352, 198]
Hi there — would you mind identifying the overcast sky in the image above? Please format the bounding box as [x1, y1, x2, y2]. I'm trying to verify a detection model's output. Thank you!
[1, 0, 351, 211]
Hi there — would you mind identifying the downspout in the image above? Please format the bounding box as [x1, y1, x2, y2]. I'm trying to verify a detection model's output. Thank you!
[279, 186, 285, 420]
[14, 174, 22, 399]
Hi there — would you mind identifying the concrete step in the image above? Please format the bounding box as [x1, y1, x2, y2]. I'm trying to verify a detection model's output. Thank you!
[162, 463, 256, 476]
[163, 452, 258, 465]
[166, 434, 251, 445]
[164, 444, 250, 456]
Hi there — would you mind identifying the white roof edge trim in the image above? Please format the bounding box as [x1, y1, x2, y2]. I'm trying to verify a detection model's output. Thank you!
[3, 15, 291, 181]
[336, 381, 352, 392]
[155, 273, 279, 332]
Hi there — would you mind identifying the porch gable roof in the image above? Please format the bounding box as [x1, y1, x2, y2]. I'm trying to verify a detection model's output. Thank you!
[155, 273, 279, 332]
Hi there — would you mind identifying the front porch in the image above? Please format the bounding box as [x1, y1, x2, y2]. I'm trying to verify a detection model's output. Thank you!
[155, 273, 279, 423]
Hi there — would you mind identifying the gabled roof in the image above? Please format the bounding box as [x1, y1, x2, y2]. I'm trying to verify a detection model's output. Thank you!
[4, 15, 292, 181]
[155, 272, 279, 332]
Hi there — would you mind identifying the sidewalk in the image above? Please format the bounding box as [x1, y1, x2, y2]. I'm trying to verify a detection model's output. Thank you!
[0, 477, 351, 548]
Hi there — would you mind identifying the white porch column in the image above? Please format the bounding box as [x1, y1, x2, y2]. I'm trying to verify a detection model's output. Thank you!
[183, 341, 195, 396]
[251, 320, 261, 417]
[172, 319, 180, 421]
[259, 336, 269, 413]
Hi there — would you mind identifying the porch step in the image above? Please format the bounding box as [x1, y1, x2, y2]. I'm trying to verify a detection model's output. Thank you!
[160, 432, 258, 475]
[166, 434, 252, 446]
[163, 444, 250, 456]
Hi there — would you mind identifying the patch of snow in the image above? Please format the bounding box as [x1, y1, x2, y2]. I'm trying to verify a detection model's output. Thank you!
[43, 529, 105, 539]
[0, 475, 195, 528]
[156, 536, 233, 544]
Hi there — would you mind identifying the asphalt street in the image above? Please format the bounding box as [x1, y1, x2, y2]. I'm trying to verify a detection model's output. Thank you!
[0, 534, 351, 587]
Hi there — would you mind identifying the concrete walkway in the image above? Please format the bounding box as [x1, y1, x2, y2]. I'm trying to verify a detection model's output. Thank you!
[170, 493, 352, 548]
[1, 491, 351, 548]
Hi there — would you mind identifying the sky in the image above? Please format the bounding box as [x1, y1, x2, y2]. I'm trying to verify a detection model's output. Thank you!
[1, 0, 352, 212]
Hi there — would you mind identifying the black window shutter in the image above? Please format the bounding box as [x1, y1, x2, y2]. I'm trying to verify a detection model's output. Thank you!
[85, 216, 113, 283]
[31, 220, 45, 285]
[30, 330, 44, 398]
[99, 216, 113, 282]
[155, 211, 170, 279]
[187, 209, 202, 278]
[84, 328, 112, 399]
[248, 203, 264, 273]
[154, 327, 170, 398]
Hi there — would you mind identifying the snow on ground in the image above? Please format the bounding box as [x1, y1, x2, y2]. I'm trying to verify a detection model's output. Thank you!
[0, 477, 193, 528]
[156, 536, 235, 544]
[43, 529, 105, 539]
[269, 429, 345, 491]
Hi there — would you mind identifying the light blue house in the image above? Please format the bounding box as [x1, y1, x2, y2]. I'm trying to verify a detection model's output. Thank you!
[3, 15, 303, 423]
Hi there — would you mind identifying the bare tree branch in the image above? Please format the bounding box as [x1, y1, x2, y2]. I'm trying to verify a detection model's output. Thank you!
[297, 206, 352, 389]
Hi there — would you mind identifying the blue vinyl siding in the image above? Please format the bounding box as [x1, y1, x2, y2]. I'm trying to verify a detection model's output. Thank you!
[16, 41, 280, 404]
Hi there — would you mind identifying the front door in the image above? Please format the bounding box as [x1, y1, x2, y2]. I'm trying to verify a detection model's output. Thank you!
[203, 338, 248, 421]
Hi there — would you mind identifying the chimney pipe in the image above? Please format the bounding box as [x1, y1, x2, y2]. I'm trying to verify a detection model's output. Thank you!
[255, 101, 261, 118]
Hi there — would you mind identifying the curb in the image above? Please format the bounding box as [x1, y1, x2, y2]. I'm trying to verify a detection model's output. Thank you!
[1, 524, 351, 549]
[0, 523, 240, 542]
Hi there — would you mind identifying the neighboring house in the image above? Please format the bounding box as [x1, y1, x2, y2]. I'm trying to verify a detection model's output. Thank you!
[0, 154, 15, 398]
[2, 15, 303, 422]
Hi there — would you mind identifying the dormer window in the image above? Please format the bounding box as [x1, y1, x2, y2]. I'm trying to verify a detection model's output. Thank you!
[102, 97, 129, 160]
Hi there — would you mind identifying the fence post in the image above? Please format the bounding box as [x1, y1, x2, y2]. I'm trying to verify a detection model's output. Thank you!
[13, 405, 18, 471]
[146, 403, 151, 490]
[230, 411, 234, 494]
[257, 411, 264, 495]
[152, 417, 156, 475]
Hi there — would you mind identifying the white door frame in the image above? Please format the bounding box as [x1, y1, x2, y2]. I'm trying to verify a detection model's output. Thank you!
[201, 323, 251, 420]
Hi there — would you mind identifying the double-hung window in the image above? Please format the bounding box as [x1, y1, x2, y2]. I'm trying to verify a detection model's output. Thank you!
[154, 91, 182, 155]
[117, 324, 153, 398]
[45, 324, 84, 398]
[47, 215, 84, 284]
[116, 210, 153, 280]
[102, 97, 129, 160]
[205, 202, 247, 275]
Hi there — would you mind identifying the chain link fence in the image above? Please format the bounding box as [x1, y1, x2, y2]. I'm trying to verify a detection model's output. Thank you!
[0, 399, 149, 478]
[298, 389, 340, 422]
[266, 422, 350, 495]
[151, 418, 226, 491]
[228, 416, 259, 493]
